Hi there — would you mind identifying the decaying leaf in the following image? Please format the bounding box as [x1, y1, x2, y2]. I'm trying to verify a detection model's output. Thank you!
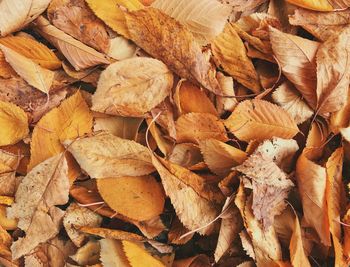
[96, 176, 165, 221]
[65, 132, 155, 178]
[92, 57, 173, 117]
[212, 23, 261, 93]
[124, 7, 225, 95]
[225, 99, 299, 142]
[7, 154, 69, 259]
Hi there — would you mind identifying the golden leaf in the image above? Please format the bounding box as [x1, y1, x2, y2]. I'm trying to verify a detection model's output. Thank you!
[100, 239, 131, 267]
[97, 175, 165, 221]
[212, 23, 261, 93]
[122, 241, 165, 267]
[224, 99, 299, 142]
[0, 205, 17, 230]
[0, 101, 28, 146]
[124, 7, 224, 95]
[286, 0, 333, 11]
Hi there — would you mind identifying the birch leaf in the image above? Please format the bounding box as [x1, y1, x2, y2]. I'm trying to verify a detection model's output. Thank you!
[100, 239, 131, 267]
[124, 7, 224, 95]
[151, 0, 231, 45]
[96, 176, 165, 221]
[35, 16, 110, 70]
[316, 25, 350, 116]
[0, 0, 51, 36]
[65, 132, 155, 178]
[0, 45, 54, 94]
[92, 58, 173, 117]
[269, 27, 319, 109]
[225, 99, 299, 142]
[212, 23, 261, 93]
[272, 81, 314, 124]
[122, 241, 165, 267]
[7, 154, 69, 259]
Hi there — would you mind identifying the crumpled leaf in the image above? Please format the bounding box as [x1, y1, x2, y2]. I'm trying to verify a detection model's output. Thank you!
[225, 99, 299, 142]
[35, 16, 110, 70]
[0, 36, 61, 70]
[0, 45, 54, 94]
[7, 154, 69, 259]
[316, 25, 350, 116]
[65, 132, 155, 178]
[124, 7, 225, 96]
[269, 27, 319, 109]
[289, 8, 350, 41]
[63, 202, 102, 247]
[236, 138, 297, 228]
[272, 81, 314, 124]
[29, 90, 93, 181]
[0, 0, 51, 36]
[152, 154, 219, 235]
[96, 175, 165, 221]
[151, 0, 231, 45]
[216, 73, 237, 115]
[92, 57, 173, 117]
[176, 113, 228, 144]
[100, 239, 131, 267]
[212, 23, 261, 93]
[48, 0, 110, 53]
[70, 240, 100, 266]
[0, 101, 28, 146]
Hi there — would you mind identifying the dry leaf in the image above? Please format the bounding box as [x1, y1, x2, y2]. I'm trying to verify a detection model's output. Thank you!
[316, 26, 350, 116]
[0, 0, 51, 36]
[173, 254, 210, 267]
[224, 99, 299, 142]
[272, 81, 314, 124]
[330, 89, 350, 134]
[198, 139, 247, 176]
[212, 23, 261, 93]
[286, 0, 350, 11]
[151, 0, 231, 45]
[92, 57, 173, 117]
[122, 241, 165, 267]
[269, 27, 319, 109]
[65, 132, 155, 178]
[216, 73, 237, 115]
[35, 16, 110, 70]
[63, 202, 102, 247]
[107, 36, 136, 60]
[100, 239, 131, 267]
[0, 45, 54, 94]
[29, 91, 92, 180]
[48, 0, 110, 53]
[7, 154, 69, 259]
[0, 205, 17, 230]
[0, 101, 28, 146]
[124, 7, 224, 96]
[0, 36, 61, 70]
[168, 143, 203, 169]
[96, 176, 165, 221]
[70, 240, 100, 266]
[176, 113, 228, 144]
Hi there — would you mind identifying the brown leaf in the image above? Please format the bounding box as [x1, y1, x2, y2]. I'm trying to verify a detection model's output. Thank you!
[124, 7, 225, 95]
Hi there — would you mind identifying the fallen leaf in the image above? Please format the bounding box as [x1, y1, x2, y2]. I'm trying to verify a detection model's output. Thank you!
[224, 99, 299, 142]
[0, 45, 54, 94]
[286, 0, 350, 11]
[343, 209, 350, 262]
[269, 27, 319, 109]
[97, 175, 165, 221]
[168, 143, 203, 169]
[70, 240, 100, 266]
[0, 0, 51, 36]
[0, 205, 17, 230]
[107, 36, 136, 60]
[173, 254, 210, 267]
[176, 113, 228, 144]
[316, 25, 350, 116]
[216, 73, 237, 115]
[35, 16, 110, 70]
[63, 202, 102, 247]
[0, 101, 28, 146]
[124, 7, 224, 95]
[7, 154, 69, 259]
[168, 217, 194, 245]
[151, 0, 231, 45]
[272, 81, 314, 124]
[100, 239, 131, 267]
[48, 0, 110, 53]
[330, 89, 350, 134]
[92, 57, 173, 117]
[212, 23, 261, 93]
[65, 132, 155, 178]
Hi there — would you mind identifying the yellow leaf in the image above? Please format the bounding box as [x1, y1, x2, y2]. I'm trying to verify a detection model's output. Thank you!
[97, 176, 165, 221]
[286, 0, 333, 11]
[0, 205, 17, 230]
[122, 241, 165, 267]
[0, 44, 54, 94]
[86, 0, 144, 38]
[0, 101, 28, 146]
[212, 23, 261, 93]
[0, 196, 13, 206]
[224, 99, 299, 142]
[29, 91, 92, 180]
[0, 36, 61, 70]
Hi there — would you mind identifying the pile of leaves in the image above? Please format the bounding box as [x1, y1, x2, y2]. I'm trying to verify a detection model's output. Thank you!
[1, 0, 350, 266]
